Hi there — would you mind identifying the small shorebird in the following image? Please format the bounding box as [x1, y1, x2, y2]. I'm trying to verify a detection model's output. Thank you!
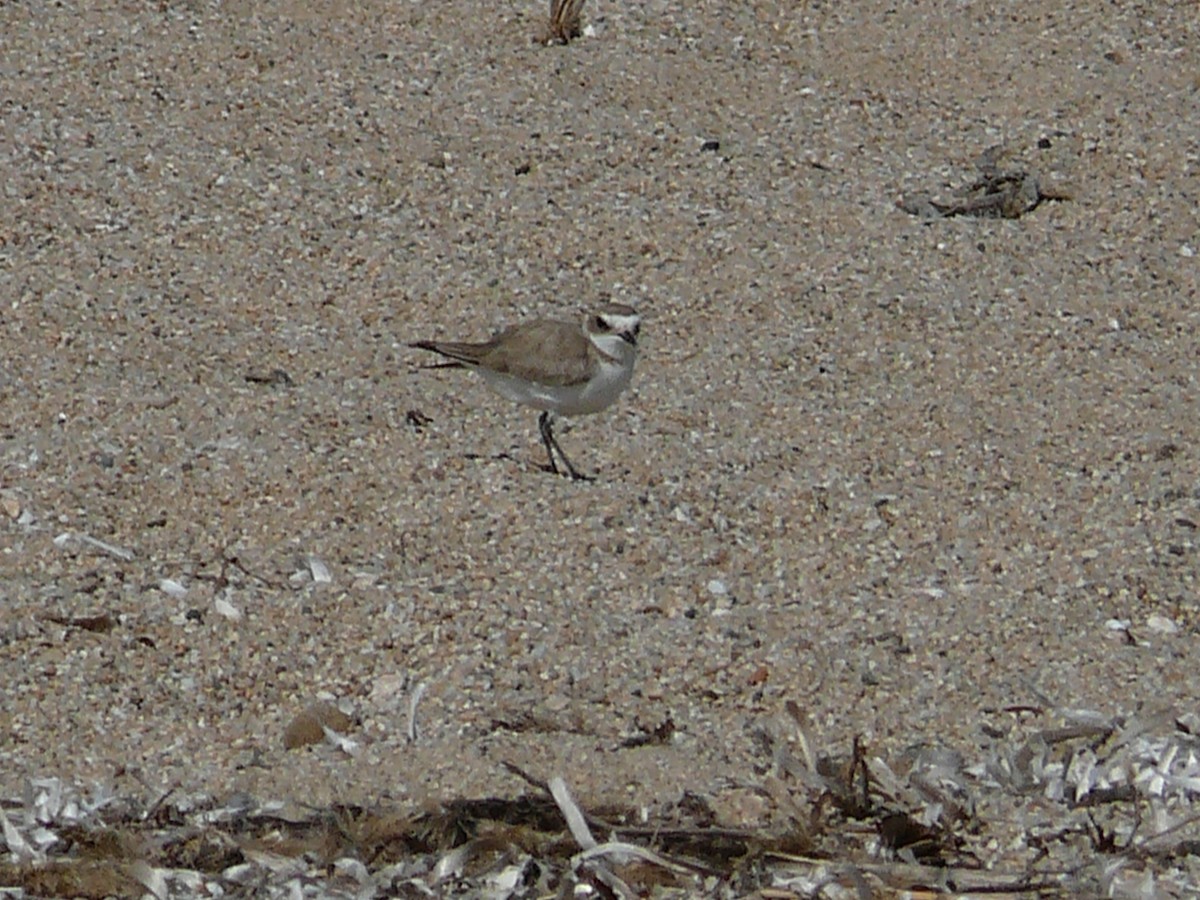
[410, 304, 641, 480]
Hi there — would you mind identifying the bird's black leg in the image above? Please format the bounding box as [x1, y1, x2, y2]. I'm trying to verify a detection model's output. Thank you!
[538, 411, 560, 475]
[538, 412, 592, 481]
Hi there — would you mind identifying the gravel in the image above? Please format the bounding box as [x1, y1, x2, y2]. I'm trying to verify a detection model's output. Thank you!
[2, 0, 1199, 894]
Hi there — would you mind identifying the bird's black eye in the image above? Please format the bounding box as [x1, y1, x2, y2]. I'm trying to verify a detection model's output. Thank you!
[594, 316, 608, 331]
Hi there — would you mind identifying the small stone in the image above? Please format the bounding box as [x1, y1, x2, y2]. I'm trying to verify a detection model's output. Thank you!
[1177, 712, 1200, 735]
[1145, 613, 1178, 634]
[284, 701, 356, 750]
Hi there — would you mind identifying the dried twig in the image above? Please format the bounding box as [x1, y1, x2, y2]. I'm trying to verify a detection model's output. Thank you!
[406, 681, 426, 743]
[536, 0, 586, 45]
[574, 840, 698, 875]
[53, 531, 135, 561]
[501, 759, 551, 794]
[550, 776, 597, 850]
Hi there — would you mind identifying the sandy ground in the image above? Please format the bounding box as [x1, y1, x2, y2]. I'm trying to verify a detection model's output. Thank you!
[2, 0, 1200, 891]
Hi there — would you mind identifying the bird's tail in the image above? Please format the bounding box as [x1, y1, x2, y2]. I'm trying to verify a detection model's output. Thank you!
[408, 340, 484, 368]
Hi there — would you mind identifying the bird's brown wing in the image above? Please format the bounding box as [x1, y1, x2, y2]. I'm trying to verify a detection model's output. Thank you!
[477, 320, 592, 387]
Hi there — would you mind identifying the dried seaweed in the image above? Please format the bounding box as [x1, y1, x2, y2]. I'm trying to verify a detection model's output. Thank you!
[898, 140, 1075, 220]
[535, 0, 586, 45]
[5, 707, 1200, 897]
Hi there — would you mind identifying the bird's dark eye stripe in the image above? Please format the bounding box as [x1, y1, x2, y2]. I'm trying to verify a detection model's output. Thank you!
[594, 316, 608, 330]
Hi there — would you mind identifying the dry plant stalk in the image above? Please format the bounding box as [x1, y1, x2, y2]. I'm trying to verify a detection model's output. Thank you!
[537, 0, 586, 44]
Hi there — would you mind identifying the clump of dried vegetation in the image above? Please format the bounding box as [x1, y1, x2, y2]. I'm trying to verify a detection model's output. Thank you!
[535, 0, 586, 45]
[4, 705, 1200, 897]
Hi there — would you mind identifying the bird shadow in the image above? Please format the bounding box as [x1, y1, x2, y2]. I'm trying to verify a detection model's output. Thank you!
[461, 452, 595, 483]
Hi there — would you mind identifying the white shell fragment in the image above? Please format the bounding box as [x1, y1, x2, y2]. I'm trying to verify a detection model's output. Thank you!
[160, 578, 188, 598]
[307, 556, 332, 584]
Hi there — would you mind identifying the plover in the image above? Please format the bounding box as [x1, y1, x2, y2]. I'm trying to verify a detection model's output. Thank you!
[410, 304, 641, 480]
